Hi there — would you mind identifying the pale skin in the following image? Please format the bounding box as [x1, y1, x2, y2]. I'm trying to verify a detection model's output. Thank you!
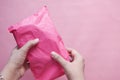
[1, 39, 84, 80]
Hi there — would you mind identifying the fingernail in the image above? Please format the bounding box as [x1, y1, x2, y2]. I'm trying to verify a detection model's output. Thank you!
[34, 38, 39, 43]
[51, 51, 56, 58]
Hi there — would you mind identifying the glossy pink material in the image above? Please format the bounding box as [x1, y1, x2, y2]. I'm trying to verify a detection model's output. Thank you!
[0, 0, 120, 80]
[8, 6, 69, 80]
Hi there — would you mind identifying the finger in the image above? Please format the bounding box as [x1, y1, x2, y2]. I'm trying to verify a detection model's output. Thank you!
[67, 48, 84, 62]
[67, 48, 81, 59]
[51, 51, 68, 67]
[24, 62, 30, 70]
[19, 38, 39, 55]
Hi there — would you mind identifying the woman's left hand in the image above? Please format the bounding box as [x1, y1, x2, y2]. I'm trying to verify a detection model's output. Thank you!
[1, 39, 39, 80]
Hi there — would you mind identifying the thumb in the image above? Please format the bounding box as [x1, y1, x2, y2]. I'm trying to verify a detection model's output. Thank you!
[51, 51, 67, 67]
[19, 38, 39, 56]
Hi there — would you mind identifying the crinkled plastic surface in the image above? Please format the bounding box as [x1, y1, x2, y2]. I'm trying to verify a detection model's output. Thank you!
[8, 6, 69, 80]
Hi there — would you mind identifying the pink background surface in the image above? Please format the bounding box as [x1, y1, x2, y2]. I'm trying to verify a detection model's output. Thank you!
[0, 0, 120, 80]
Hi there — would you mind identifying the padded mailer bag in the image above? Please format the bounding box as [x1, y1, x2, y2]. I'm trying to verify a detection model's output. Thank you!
[8, 6, 69, 80]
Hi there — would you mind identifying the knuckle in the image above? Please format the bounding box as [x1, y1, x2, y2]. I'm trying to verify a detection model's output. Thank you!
[28, 40, 34, 45]
[61, 61, 68, 67]
[72, 49, 78, 54]
[19, 48, 26, 53]
[81, 57, 84, 62]
[55, 55, 60, 60]
[12, 49, 17, 53]
[79, 56, 84, 63]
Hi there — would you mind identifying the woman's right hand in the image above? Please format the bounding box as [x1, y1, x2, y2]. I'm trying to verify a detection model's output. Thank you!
[51, 48, 84, 80]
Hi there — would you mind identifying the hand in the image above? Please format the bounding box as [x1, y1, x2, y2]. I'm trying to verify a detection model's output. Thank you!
[1, 39, 39, 80]
[51, 48, 84, 80]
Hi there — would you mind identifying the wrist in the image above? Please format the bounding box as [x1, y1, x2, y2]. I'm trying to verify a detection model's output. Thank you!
[67, 76, 84, 80]
[67, 72, 84, 80]
[1, 63, 21, 80]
